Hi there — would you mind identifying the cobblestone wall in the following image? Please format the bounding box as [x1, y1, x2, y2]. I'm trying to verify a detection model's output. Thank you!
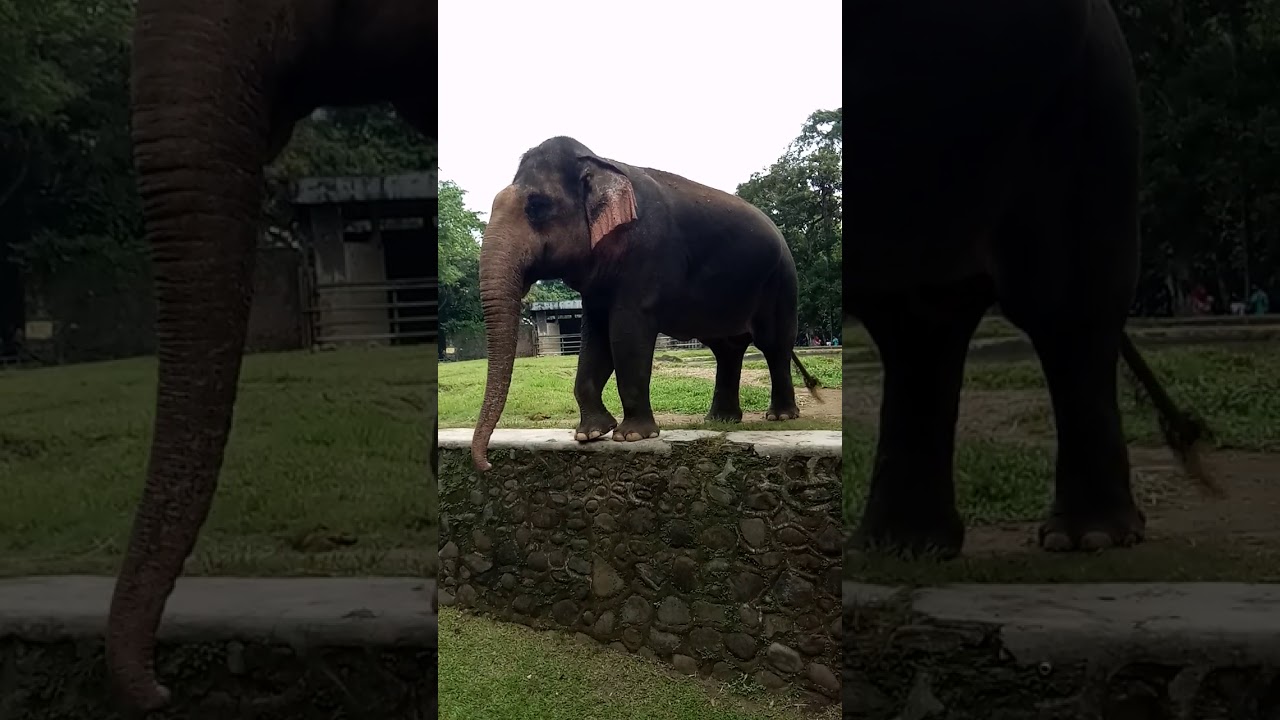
[1, 640, 435, 719]
[845, 585, 1280, 719]
[438, 429, 843, 703]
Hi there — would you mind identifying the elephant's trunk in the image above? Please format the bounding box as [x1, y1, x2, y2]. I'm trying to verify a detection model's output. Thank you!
[472, 186, 533, 471]
[107, 2, 270, 710]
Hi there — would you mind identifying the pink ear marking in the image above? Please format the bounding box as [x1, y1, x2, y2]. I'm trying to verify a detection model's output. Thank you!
[589, 179, 639, 249]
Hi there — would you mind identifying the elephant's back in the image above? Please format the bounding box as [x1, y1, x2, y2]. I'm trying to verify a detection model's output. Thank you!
[638, 166, 789, 253]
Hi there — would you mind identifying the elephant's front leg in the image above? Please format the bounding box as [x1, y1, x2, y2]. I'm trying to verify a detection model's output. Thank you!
[853, 281, 991, 558]
[608, 310, 660, 441]
[574, 312, 617, 442]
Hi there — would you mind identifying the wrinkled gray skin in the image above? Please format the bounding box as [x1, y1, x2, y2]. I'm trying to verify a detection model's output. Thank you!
[112, 0, 432, 711]
[848, 0, 1209, 557]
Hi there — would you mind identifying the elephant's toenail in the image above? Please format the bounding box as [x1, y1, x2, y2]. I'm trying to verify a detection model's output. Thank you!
[1042, 532, 1072, 552]
[589, 430, 601, 439]
[1080, 532, 1113, 551]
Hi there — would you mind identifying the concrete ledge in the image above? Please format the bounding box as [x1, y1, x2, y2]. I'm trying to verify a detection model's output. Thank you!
[844, 582, 1280, 719]
[438, 427, 843, 458]
[0, 576, 437, 646]
[440, 429, 842, 703]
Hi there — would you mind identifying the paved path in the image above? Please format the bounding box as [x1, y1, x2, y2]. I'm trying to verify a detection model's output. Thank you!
[0, 576, 436, 647]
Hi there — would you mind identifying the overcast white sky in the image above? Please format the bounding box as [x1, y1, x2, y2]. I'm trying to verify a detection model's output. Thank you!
[438, 1, 842, 219]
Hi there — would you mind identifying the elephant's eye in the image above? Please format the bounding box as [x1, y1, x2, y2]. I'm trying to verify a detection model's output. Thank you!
[525, 193, 554, 224]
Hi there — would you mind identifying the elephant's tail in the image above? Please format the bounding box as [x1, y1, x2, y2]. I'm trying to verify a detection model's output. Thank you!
[790, 351, 823, 402]
[1118, 332, 1222, 497]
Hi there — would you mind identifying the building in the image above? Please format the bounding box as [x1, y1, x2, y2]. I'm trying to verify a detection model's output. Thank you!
[291, 172, 438, 349]
[525, 298, 701, 356]
[527, 299, 585, 356]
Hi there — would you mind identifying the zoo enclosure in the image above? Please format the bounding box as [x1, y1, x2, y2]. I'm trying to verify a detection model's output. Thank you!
[293, 174, 438, 348]
[535, 333, 703, 357]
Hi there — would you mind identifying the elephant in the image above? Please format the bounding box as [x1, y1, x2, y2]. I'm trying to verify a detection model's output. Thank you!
[847, 0, 1213, 557]
[109, 1, 433, 711]
[470, 136, 821, 471]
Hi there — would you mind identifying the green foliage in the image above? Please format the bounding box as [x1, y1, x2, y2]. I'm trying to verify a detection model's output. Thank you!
[1, 0, 139, 275]
[437, 180, 484, 337]
[737, 109, 843, 339]
[268, 106, 436, 180]
[526, 280, 579, 303]
[1118, 0, 1280, 312]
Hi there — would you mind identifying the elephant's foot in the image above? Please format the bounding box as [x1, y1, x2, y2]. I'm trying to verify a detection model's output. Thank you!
[705, 406, 743, 423]
[1039, 503, 1146, 552]
[855, 507, 965, 560]
[574, 412, 617, 442]
[613, 417, 660, 442]
[764, 403, 800, 421]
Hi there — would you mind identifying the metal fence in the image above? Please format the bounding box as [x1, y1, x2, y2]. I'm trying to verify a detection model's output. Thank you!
[535, 333, 703, 357]
[309, 278, 438, 346]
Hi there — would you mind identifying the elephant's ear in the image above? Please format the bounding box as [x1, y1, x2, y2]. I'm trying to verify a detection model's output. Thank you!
[581, 158, 638, 249]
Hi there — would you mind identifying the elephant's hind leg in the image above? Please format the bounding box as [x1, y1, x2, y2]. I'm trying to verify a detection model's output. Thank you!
[1024, 323, 1144, 551]
[850, 277, 993, 558]
[750, 294, 802, 421]
[703, 334, 751, 423]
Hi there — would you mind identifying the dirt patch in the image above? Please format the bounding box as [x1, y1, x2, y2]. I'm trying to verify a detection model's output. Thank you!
[845, 385, 1047, 439]
[964, 449, 1280, 559]
[657, 363, 773, 386]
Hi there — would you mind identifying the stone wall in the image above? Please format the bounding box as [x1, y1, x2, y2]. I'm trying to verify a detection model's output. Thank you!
[437, 428, 843, 703]
[3, 640, 434, 720]
[0, 576, 436, 719]
[845, 582, 1280, 720]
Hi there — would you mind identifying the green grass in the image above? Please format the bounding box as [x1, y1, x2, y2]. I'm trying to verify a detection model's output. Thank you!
[846, 343, 1280, 451]
[958, 346, 1280, 451]
[438, 350, 841, 430]
[843, 423, 1052, 528]
[438, 608, 834, 720]
[0, 347, 435, 577]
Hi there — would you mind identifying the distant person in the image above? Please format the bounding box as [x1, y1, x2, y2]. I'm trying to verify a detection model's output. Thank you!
[1189, 284, 1212, 315]
[1249, 286, 1270, 315]
[1230, 298, 1246, 316]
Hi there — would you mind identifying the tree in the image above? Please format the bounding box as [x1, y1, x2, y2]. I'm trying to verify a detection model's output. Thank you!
[526, 279, 579, 303]
[437, 180, 484, 342]
[737, 108, 843, 339]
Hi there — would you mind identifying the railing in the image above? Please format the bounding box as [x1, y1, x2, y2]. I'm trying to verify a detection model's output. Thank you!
[534, 333, 704, 357]
[309, 278, 437, 346]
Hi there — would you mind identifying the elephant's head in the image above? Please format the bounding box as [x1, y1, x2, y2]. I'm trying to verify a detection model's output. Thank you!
[470, 136, 639, 471]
